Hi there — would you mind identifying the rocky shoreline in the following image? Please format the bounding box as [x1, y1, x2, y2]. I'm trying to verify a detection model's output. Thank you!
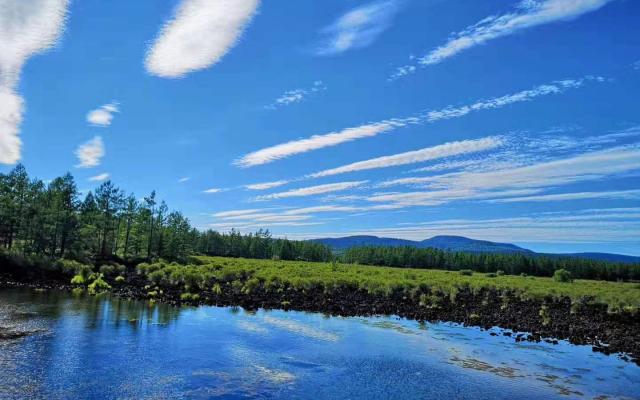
[1, 273, 638, 366]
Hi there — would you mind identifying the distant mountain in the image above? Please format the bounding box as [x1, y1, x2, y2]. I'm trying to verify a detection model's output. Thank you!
[311, 235, 640, 264]
[313, 235, 417, 249]
[420, 235, 531, 254]
[312, 235, 531, 254]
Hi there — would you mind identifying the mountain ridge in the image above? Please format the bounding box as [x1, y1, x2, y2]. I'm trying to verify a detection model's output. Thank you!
[310, 235, 640, 264]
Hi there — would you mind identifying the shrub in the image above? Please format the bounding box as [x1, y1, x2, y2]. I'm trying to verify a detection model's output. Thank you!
[496, 270, 505, 276]
[553, 269, 573, 283]
[148, 270, 165, 286]
[99, 265, 115, 276]
[212, 283, 222, 295]
[56, 259, 89, 276]
[88, 274, 111, 295]
[459, 269, 473, 276]
[70, 274, 86, 286]
[180, 292, 200, 302]
[115, 275, 126, 284]
[486, 273, 497, 278]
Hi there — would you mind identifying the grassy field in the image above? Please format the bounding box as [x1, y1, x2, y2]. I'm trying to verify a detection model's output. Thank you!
[133, 256, 640, 312]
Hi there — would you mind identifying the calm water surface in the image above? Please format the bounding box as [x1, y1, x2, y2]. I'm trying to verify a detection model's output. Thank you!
[0, 288, 638, 399]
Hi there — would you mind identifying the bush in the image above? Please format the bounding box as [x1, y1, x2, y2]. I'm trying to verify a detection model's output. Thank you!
[148, 270, 165, 286]
[496, 270, 505, 276]
[486, 273, 497, 278]
[115, 275, 126, 283]
[459, 269, 474, 276]
[180, 292, 200, 302]
[70, 274, 86, 286]
[88, 274, 111, 295]
[553, 269, 573, 283]
[99, 265, 115, 276]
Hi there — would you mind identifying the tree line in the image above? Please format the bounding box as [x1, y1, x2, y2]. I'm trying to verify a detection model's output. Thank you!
[339, 246, 640, 281]
[2, 165, 637, 282]
[0, 165, 331, 265]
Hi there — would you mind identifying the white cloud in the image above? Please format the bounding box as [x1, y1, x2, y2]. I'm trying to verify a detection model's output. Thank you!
[309, 136, 504, 178]
[486, 189, 640, 203]
[0, 0, 69, 164]
[203, 187, 223, 194]
[426, 78, 592, 122]
[178, 177, 190, 183]
[87, 103, 119, 127]
[235, 119, 414, 167]
[390, 0, 613, 78]
[245, 180, 290, 190]
[75, 136, 105, 168]
[315, 0, 399, 56]
[146, 0, 260, 78]
[255, 181, 368, 201]
[236, 77, 595, 167]
[265, 81, 327, 110]
[366, 145, 640, 207]
[89, 173, 110, 182]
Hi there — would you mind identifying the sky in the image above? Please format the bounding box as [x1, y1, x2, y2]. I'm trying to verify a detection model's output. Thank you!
[1, 0, 639, 255]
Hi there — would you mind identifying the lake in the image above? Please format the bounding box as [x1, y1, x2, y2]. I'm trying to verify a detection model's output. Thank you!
[0, 288, 638, 399]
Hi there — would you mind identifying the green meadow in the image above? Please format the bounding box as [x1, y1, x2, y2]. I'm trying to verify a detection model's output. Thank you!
[133, 256, 640, 312]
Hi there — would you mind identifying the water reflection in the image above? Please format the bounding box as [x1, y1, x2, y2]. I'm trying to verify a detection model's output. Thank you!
[1, 287, 639, 400]
[0, 288, 180, 332]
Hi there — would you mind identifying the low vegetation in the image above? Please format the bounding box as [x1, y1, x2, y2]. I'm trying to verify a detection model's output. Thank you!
[131, 256, 639, 312]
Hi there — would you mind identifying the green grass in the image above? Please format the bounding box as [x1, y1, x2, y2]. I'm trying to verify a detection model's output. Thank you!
[135, 256, 640, 312]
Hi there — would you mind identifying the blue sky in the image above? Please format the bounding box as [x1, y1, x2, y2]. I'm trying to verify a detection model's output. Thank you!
[1, 0, 639, 255]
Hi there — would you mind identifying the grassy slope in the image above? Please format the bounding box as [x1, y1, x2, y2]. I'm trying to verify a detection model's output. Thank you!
[189, 256, 640, 311]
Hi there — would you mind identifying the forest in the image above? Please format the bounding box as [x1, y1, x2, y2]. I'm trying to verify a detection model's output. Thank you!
[341, 246, 640, 282]
[1, 165, 638, 282]
[0, 165, 331, 265]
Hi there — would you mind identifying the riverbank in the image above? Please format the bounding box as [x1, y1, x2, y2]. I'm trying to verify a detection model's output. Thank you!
[2, 255, 639, 365]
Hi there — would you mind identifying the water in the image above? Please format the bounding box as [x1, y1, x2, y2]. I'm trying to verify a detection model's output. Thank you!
[0, 288, 638, 399]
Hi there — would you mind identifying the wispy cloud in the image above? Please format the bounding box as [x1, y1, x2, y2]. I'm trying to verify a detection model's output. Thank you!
[309, 136, 504, 178]
[390, 0, 613, 79]
[265, 81, 326, 110]
[75, 136, 105, 168]
[236, 77, 597, 167]
[245, 180, 290, 190]
[178, 177, 190, 183]
[0, 0, 69, 164]
[367, 145, 640, 207]
[89, 173, 110, 182]
[146, 0, 260, 78]
[235, 119, 414, 167]
[425, 78, 596, 122]
[87, 103, 119, 127]
[255, 181, 368, 201]
[203, 187, 223, 194]
[486, 189, 640, 203]
[314, 0, 400, 56]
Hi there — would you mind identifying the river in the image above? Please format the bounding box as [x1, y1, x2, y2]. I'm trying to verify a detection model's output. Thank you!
[0, 288, 638, 399]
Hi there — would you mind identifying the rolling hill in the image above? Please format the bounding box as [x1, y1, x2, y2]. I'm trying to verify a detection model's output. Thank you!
[311, 235, 640, 264]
